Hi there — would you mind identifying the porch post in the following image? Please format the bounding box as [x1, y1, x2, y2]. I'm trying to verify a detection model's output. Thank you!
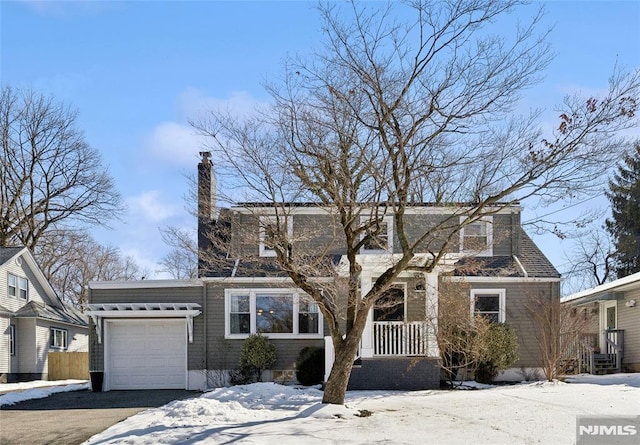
[425, 272, 440, 357]
[360, 272, 375, 358]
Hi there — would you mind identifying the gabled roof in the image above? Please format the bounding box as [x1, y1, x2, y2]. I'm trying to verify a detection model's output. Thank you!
[516, 230, 561, 278]
[0, 246, 66, 309]
[0, 246, 26, 266]
[0, 303, 13, 316]
[13, 300, 88, 327]
[564, 271, 640, 303]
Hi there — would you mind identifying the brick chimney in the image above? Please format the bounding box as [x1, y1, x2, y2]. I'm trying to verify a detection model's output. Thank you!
[197, 151, 216, 259]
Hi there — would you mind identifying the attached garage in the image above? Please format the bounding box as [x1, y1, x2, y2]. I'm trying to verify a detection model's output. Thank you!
[107, 319, 186, 390]
[86, 302, 202, 391]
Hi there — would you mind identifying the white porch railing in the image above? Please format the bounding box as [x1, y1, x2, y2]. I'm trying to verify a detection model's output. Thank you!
[373, 321, 427, 356]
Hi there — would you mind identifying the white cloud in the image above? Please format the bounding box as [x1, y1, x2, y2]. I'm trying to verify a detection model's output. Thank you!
[126, 190, 180, 222]
[142, 89, 270, 167]
[17, 0, 121, 18]
[142, 121, 205, 167]
[176, 88, 270, 122]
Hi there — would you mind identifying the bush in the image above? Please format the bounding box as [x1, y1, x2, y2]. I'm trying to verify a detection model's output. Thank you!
[231, 334, 276, 384]
[295, 346, 325, 386]
[476, 323, 519, 384]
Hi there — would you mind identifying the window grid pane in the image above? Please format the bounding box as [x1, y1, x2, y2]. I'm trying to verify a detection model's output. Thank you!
[474, 294, 501, 323]
[230, 295, 250, 334]
[8, 274, 17, 297]
[299, 298, 319, 334]
[256, 294, 293, 334]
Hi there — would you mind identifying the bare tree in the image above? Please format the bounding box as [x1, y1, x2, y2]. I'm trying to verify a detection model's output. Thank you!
[437, 279, 491, 385]
[526, 294, 593, 380]
[0, 86, 122, 249]
[194, 1, 640, 404]
[159, 225, 198, 279]
[563, 225, 616, 294]
[36, 229, 147, 308]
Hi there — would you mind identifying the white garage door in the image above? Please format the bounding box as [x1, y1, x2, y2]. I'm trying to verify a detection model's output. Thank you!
[107, 319, 186, 390]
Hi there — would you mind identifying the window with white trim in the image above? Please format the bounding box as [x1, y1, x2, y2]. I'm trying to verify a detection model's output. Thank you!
[9, 324, 16, 356]
[259, 215, 293, 257]
[471, 289, 506, 323]
[226, 289, 322, 338]
[50, 327, 68, 349]
[8, 273, 28, 299]
[460, 217, 493, 256]
[361, 215, 393, 253]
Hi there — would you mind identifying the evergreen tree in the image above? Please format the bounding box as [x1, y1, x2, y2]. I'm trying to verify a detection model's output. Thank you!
[606, 142, 640, 278]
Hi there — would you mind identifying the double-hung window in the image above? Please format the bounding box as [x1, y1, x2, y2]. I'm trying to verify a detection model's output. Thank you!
[8, 274, 28, 299]
[226, 289, 322, 338]
[259, 215, 293, 257]
[361, 215, 393, 253]
[50, 327, 68, 349]
[460, 216, 493, 256]
[471, 289, 506, 323]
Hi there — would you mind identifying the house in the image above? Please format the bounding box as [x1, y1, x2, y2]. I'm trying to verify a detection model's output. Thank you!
[85, 154, 560, 391]
[563, 272, 640, 374]
[0, 247, 88, 382]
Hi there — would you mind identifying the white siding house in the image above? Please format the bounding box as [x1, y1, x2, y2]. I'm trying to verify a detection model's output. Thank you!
[0, 247, 88, 382]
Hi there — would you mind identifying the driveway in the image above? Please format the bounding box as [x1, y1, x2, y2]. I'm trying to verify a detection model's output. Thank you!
[0, 389, 200, 445]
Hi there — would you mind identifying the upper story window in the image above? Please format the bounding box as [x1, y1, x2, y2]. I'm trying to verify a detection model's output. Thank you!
[361, 215, 394, 253]
[259, 215, 293, 257]
[226, 289, 322, 339]
[460, 216, 493, 256]
[8, 273, 28, 299]
[471, 289, 506, 323]
[50, 327, 68, 349]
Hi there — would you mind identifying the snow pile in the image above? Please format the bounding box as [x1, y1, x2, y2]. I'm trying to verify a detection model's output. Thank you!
[81, 373, 640, 445]
[0, 380, 89, 407]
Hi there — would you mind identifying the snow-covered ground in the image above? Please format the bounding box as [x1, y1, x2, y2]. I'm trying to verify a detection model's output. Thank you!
[0, 379, 89, 406]
[78, 374, 640, 445]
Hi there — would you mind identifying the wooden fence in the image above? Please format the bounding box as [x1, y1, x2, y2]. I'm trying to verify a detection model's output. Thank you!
[48, 351, 89, 380]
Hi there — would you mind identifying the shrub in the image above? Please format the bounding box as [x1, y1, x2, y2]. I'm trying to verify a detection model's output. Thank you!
[231, 334, 277, 384]
[476, 323, 519, 384]
[295, 346, 325, 386]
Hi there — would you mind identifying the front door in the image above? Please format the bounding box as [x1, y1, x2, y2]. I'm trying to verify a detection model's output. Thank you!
[599, 301, 617, 352]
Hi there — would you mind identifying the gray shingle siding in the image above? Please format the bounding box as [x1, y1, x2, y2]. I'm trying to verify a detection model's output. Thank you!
[466, 280, 560, 368]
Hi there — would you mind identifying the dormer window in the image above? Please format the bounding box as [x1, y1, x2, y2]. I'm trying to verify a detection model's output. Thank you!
[361, 216, 394, 253]
[8, 273, 28, 299]
[460, 216, 493, 256]
[259, 215, 293, 257]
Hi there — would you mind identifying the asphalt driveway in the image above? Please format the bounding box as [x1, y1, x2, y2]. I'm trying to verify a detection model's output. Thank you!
[0, 389, 200, 445]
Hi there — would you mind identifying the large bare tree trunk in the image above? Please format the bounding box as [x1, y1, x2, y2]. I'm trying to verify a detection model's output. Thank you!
[322, 334, 362, 405]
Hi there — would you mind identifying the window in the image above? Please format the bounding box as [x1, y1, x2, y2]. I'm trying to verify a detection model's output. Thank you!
[226, 289, 322, 338]
[361, 215, 393, 253]
[50, 327, 68, 349]
[374, 285, 405, 322]
[8, 274, 28, 299]
[259, 215, 293, 257]
[9, 325, 15, 356]
[460, 217, 493, 256]
[229, 294, 251, 334]
[298, 299, 320, 334]
[471, 289, 506, 323]
[257, 293, 294, 333]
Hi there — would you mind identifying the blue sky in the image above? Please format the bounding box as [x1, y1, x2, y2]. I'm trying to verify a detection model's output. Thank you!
[2, 1, 639, 282]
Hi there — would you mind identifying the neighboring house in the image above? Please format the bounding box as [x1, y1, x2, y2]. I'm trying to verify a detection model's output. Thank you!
[563, 272, 640, 374]
[0, 247, 88, 382]
[86, 154, 560, 391]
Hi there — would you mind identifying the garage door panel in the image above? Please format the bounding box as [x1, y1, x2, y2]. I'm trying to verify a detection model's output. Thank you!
[107, 320, 186, 390]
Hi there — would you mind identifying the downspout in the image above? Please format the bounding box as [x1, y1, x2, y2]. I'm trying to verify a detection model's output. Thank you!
[202, 279, 207, 388]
